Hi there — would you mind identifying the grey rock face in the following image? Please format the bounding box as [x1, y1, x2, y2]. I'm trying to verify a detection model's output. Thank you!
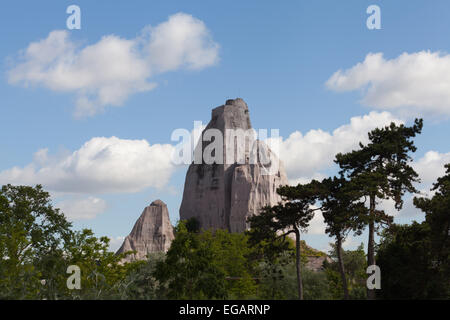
[179, 98, 289, 232]
[116, 200, 174, 262]
[305, 256, 333, 272]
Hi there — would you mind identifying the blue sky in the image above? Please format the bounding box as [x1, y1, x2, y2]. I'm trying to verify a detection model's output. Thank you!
[1, 0, 450, 252]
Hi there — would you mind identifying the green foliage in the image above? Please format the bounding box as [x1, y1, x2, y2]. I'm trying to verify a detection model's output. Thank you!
[376, 222, 447, 299]
[2, 139, 447, 301]
[61, 229, 132, 299]
[256, 253, 333, 300]
[0, 184, 137, 300]
[324, 243, 367, 300]
[335, 119, 423, 299]
[247, 181, 323, 299]
[377, 163, 450, 299]
[334, 119, 424, 235]
[0, 184, 72, 299]
[318, 177, 367, 240]
[154, 221, 256, 299]
[317, 177, 367, 299]
[335, 119, 423, 209]
[414, 163, 450, 284]
[335, 118, 423, 224]
[0, 184, 332, 300]
[302, 268, 334, 300]
[116, 252, 166, 300]
[255, 252, 294, 299]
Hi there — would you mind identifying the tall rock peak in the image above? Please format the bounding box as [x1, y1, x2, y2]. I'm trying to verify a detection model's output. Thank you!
[180, 98, 289, 232]
[150, 199, 165, 207]
[116, 199, 174, 262]
[225, 97, 246, 106]
[208, 97, 252, 133]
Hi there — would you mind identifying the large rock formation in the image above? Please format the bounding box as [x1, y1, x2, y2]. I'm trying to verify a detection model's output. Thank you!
[180, 98, 289, 232]
[116, 200, 174, 262]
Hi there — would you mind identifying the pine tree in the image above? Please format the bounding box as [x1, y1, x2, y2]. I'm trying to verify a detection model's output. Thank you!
[318, 177, 367, 299]
[335, 119, 423, 299]
[248, 182, 321, 300]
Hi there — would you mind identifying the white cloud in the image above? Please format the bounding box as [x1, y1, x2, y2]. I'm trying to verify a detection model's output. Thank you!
[378, 196, 418, 219]
[326, 51, 450, 116]
[8, 13, 219, 117]
[56, 196, 107, 221]
[0, 136, 176, 194]
[342, 236, 357, 249]
[145, 13, 220, 72]
[275, 111, 403, 182]
[108, 236, 125, 253]
[413, 150, 450, 187]
[377, 151, 450, 219]
[273, 112, 450, 221]
[307, 211, 326, 235]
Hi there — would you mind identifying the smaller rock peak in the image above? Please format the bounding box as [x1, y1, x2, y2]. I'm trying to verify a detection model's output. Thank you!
[150, 199, 165, 207]
[116, 198, 174, 262]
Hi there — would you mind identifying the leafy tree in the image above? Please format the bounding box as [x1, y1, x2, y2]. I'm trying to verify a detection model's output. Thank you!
[324, 243, 367, 300]
[117, 252, 166, 300]
[335, 119, 423, 299]
[376, 163, 449, 300]
[210, 229, 257, 298]
[246, 210, 294, 299]
[257, 252, 333, 300]
[0, 184, 71, 299]
[32, 228, 134, 300]
[302, 268, 334, 300]
[247, 182, 321, 300]
[62, 229, 132, 299]
[0, 184, 134, 300]
[414, 163, 450, 285]
[376, 222, 446, 299]
[154, 221, 256, 299]
[255, 251, 294, 299]
[318, 177, 367, 299]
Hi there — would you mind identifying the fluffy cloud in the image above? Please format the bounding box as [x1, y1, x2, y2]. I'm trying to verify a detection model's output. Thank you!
[374, 151, 450, 219]
[145, 13, 220, 72]
[8, 13, 219, 117]
[413, 151, 450, 187]
[307, 211, 326, 235]
[326, 51, 450, 116]
[56, 196, 107, 221]
[274, 112, 450, 220]
[0, 137, 176, 194]
[276, 111, 403, 183]
[108, 236, 125, 253]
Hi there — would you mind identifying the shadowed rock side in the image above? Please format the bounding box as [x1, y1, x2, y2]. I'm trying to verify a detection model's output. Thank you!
[179, 98, 289, 232]
[116, 200, 174, 262]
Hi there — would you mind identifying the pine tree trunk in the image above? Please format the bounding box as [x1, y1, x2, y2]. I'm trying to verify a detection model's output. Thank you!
[367, 194, 376, 300]
[295, 228, 303, 300]
[336, 236, 349, 300]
